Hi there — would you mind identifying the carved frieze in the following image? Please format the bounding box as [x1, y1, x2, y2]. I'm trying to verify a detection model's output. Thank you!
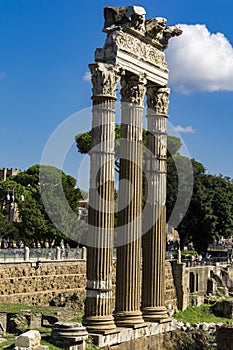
[120, 72, 147, 106]
[147, 86, 170, 115]
[89, 63, 119, 98]
[115, 31, 167, 70]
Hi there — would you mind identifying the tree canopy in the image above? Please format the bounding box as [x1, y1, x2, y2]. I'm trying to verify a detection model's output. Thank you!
[0, 165, 83, 246]
[76, 127, 233, 253]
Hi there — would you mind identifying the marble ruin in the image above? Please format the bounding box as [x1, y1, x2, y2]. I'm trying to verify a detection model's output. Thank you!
[84, 5, 182, 334]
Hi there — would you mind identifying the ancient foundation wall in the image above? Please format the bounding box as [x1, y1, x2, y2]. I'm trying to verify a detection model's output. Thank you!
[0, 260, 86, 306]
[0, 260, 177, 310]
[2, 258, 230, 312]
[109, 333, 171, 350]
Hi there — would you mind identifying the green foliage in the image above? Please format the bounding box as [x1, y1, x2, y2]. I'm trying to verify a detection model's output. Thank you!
[178, 173, 233, 252]
[75, 127, 181, 155]
[0, 332, 62, 350]
[174, 304, 233, 324]
[75, 126, 233, 252]
[167, 135, 182, 157]
[181, 250, 197, 256]
[69, 315, 83, 323]
[0, 303, 85, 350]
[0, 165, 83, 245]
[167, 151, 233, 252]
[40, 340, 61, 350]
[75, 127, 181, 172]
[0, 336, 16, 350]
[75, 131, 92, 154]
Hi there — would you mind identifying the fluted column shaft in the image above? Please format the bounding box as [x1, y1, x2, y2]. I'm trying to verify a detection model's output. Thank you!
[114, 73, 146, 327]
[84, 63, 119, 332]
[142, 85, 170, 321]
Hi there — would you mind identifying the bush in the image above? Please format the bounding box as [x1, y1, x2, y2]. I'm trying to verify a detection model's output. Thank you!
[171, 329, 212, 350]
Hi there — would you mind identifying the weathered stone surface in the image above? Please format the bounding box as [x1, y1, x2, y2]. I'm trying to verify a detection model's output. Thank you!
[90, 319, 175, 349]
[15, 330, 41, 349]
[0, 312, 7, 334]
[0, 260, 177, 314]
[214, 298, 233, 318]
[95, 5, 181, 87]
[83, 62, 118, 332]
[216, 325, 233, 350]
[0, 261, 86, 307]
[52, 322, 88, 349]
[142, 85, 170, 321]
[30, 313, 42, 329]
[114, 72, 146, 327]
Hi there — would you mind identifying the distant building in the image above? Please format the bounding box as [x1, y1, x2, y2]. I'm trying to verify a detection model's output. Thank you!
[78, 199, 88, 221]
[0, 168, 21, 181]
[0, 168, 22, 222]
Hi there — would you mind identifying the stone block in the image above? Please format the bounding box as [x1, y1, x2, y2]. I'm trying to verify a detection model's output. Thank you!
[0, 312, 7, 333]
[216, 326, 233, 350]
[30, 313, 42, 329]
[15, 330, 41, 349]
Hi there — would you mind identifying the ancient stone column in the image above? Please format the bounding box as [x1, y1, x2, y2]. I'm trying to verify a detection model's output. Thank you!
[84, 62, 119, 332]
[114, 72, 146, 328]
[142, 85, 170, 321]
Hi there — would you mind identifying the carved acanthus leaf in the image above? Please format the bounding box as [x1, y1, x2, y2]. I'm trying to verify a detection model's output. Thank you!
[147, 86, 170, 115]
[120, 73, 147, 106]
[89, 63, 119, 98]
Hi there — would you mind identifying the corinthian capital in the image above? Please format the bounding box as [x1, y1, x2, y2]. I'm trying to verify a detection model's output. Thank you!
[120, 72, 147, 107]
[89, 63, 119, 98]
[147, 86, 170, 115]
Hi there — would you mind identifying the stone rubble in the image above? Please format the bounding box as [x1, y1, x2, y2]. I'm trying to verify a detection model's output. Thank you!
[14, 330, 48, 350]
[174, 319, 225, 338]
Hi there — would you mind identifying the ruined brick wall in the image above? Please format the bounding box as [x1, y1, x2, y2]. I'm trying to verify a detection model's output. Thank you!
[222, 265, 233, 291]
[0, 260, 177, 309]
[170, 261, 188, 311]
[0, 260, 86, 306]
[164, 261, 178, 312]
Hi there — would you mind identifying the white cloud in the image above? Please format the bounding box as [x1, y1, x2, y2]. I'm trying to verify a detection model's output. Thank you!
[166, 24, 233, 93]
[83, 71, 91, 82]
[174, 125, 195, 133]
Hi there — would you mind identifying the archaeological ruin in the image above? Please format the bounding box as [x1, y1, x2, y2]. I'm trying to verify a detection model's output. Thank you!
[83, 5, 182, 348]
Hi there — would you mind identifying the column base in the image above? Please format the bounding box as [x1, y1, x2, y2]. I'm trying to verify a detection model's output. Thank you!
[83, 315, 116, 333]
[114, 311, 145, 328]
[142, 306, 168, 322]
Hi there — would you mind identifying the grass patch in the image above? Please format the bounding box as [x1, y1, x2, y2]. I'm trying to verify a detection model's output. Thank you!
[0, 302, 83, 322]
[68, 315, 83, 323]
[174, 304, 233, 324]
[41, 338, 61, 350]
[0, 303, 63, 316]
[0, 335, 15, 350]
[0, 303, 84, 349]
[0, 334, 99, 350]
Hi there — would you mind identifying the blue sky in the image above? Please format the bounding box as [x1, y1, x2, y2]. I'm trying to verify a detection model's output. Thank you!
[1, 0, 233, 190]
